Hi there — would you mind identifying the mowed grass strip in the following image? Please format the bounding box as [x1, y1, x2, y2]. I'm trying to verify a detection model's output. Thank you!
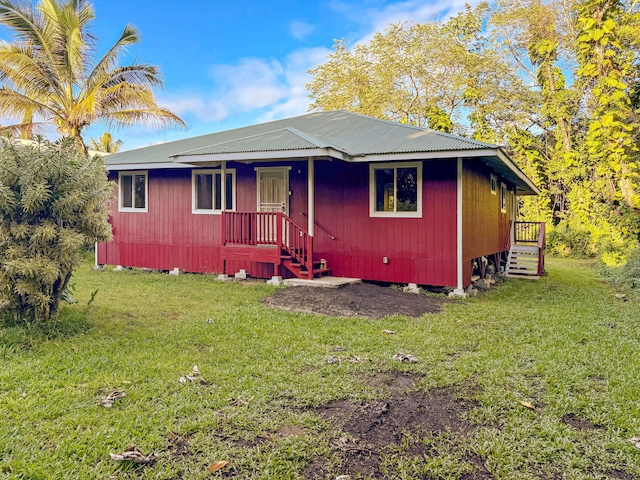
[1, 258, 639, 479]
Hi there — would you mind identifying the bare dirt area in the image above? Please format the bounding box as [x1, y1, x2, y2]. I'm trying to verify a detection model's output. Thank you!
[303, 371, 492, 479]
[262, 282, 452, 319]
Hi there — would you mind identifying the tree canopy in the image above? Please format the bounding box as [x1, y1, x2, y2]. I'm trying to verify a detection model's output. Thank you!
[308, 0, 640, 263]
[0, 0, 185, 147]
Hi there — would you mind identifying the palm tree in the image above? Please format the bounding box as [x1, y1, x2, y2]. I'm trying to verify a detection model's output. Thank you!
[89, 132, 123, 153]
[0, 0, 185, 149]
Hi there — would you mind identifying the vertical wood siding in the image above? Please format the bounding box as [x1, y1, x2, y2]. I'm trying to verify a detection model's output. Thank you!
[99, 159, 458, 286]
[312, 159, 457, 287]
[462, 160, 513, 285]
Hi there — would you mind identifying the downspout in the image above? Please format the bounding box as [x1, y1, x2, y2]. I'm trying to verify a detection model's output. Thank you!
[453, 157, 467, 297]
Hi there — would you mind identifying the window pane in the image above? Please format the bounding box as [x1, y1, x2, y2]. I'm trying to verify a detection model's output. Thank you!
[396, 167, 418, 212]
[121, 175, 133, 208]
[196, 174, 213, 210]
[134, 175, 146, 209]
[225, 173, 233, 210]
[375, 168, 395, 212]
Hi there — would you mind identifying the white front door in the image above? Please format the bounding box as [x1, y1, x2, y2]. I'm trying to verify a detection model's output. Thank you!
[256, 168, 290, 243]
[257, 168, 289, 214]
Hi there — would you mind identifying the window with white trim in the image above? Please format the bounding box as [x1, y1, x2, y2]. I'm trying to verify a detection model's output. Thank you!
[500, 182, 507, 213]
[370, 162, 422, 218]
[119, 171, 148, 212]
[192, 169, 236, 214]
[490, 174, 497, 195]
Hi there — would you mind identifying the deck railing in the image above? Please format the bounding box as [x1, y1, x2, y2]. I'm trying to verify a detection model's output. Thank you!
[223, 212, 313, 278]
[513, 221, 546, 276]
[514, 221, 542, 244]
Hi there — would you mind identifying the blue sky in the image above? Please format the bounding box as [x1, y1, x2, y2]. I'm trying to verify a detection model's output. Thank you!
[2, 0, 478, 150]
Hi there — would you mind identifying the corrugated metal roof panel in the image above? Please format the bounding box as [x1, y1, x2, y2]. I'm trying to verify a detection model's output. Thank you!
[175, 128, 332, 156]
[106, 111, 494, 165]
[105, 110, 537, 194]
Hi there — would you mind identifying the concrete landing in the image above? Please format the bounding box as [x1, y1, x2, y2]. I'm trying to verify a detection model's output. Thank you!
[283, 276, 361, 288]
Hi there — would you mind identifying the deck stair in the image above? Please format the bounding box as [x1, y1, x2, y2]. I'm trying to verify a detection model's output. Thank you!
[222, 212, 331, 280]
[281, 255, 331, 279]
[504, 222, 546, 279]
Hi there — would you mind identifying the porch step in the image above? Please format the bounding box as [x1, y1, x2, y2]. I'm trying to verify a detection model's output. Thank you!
[281, 256, 331, 279]
[505, 245, 541, 279]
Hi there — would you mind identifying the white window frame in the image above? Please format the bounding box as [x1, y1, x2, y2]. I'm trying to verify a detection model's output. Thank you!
[500, 182, 507, 213]
[369, 162, 423, 218]
[490, 174, 497, 195]
[118, 171, 148, 213]
[192, 169, 236, 215]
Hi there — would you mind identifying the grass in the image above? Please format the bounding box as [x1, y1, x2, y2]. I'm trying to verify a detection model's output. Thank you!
[1, 258, 640, 479]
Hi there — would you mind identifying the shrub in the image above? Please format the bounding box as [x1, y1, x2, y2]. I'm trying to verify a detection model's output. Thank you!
[0, 137, 113, 322]
[600, 247, 640, 298]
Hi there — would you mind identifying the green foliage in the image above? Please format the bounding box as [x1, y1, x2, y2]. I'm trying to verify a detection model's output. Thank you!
[89, 132, 123, 153]
[599, 246, 640, 298]
[307, 4, 535, 142]
[0, 137, 113, 322]
[308, 0, 640, 261]
[546, 221, 596, 258]
[0, 0, 185, 146]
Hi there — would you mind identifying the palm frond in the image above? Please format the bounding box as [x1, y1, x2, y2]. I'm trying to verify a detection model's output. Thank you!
[0, 0, 65, 83]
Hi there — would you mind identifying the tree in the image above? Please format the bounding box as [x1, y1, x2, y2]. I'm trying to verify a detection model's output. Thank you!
[307, 4, 536, 142]
[0, 137, 113, 322]
[0, 0, 185, 149]
[89, 132, 122, 153]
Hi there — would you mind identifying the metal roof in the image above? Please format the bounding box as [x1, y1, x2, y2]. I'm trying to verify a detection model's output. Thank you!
[106, 110, 538, 195]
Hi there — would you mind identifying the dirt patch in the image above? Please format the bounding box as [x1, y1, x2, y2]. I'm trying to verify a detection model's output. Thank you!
[561, 413, 602, 431]
[167, 434, 190, 459]
[262, 282, 452, 319]
[304, 375, 487, 479]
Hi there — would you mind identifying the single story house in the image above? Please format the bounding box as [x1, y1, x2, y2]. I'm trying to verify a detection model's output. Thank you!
[98, 111, 543, 294]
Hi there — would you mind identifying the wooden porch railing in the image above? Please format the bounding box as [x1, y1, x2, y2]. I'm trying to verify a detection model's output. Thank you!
[514, 221, 542, 244]
[223, 212, 314, 279]
[513, 221, 546, 276]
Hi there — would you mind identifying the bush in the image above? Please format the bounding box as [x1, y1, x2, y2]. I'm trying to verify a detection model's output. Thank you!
[600, 247, 640, 298]
[0, 137, 113, 322]
[546, 221, 596, 258]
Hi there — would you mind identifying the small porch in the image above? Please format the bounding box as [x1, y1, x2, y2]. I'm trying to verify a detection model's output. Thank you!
[505, 221, 546, 278]
[221, 211, 331, 280]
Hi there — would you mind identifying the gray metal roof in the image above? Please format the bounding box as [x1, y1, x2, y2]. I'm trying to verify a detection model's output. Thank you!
[106, 110, 538, 195]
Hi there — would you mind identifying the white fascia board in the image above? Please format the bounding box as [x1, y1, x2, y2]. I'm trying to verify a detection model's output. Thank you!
[496, 149, 540, 195]
[351, 149, 500, 162]
[171, 148, 350, 164]
[107, 162, 194, 171]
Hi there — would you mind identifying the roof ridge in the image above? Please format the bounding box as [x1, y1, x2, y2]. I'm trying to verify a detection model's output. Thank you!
[173, 127, 312, 156]
[429, 129, 498, 148]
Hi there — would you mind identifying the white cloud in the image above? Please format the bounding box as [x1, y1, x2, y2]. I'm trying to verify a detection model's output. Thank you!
[289, 20, 315, 40]
[159, 1, 481, 129]
[164, 46, 330, 125]
[329, 0, 484, 44]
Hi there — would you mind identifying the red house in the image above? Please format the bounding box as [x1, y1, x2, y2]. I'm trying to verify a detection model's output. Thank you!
[98, 111, 542, 294]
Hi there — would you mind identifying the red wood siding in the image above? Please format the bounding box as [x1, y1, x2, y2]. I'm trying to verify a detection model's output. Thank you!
[99, 159, 459, 286]
[100, 169, 223, 273]
[311, 159, 457, 287]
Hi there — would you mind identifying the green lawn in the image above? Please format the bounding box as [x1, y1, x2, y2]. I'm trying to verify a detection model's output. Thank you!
[1, 258, 639, 479]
